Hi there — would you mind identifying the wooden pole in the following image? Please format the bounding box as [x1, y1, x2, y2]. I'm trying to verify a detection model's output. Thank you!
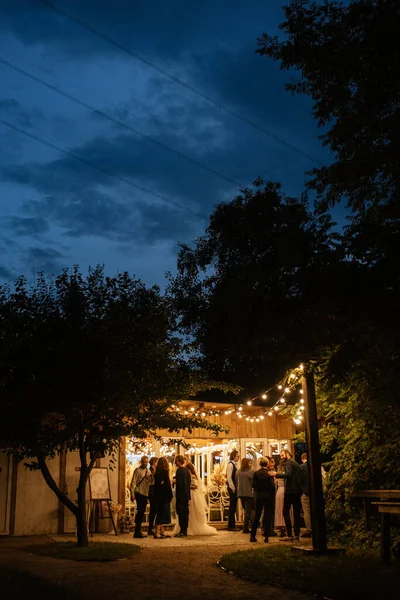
[302, 370, 327, 552]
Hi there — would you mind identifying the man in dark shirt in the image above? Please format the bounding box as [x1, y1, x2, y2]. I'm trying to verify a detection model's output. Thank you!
[250, 457, 275, 543]
[174, 455, 191, 537]
[274, 450, 302, 541]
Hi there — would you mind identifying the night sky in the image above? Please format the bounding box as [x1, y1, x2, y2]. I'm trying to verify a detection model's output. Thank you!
[0, 1, 337, 288]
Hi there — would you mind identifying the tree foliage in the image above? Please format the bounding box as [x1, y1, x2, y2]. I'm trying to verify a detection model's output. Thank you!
[168, 179, 352, 395]
[0, 267, 227, 546]
[257, 0, 400, 211]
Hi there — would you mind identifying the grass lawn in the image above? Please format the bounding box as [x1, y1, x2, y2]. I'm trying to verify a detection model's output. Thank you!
[0, 566, 78, 599]
[219, 545, 400, 600]
[27, 541, 141, 562]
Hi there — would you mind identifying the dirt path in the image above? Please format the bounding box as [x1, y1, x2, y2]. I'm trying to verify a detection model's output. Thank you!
[0, 536, 310, 600]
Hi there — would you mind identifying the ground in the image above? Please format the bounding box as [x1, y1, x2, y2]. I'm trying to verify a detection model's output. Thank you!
[0, 532, 309, 600]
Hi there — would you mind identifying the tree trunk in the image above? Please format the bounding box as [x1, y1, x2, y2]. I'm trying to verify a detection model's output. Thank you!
[76, 480, 89, 547]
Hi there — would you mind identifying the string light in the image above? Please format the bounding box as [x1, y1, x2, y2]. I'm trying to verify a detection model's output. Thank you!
[247, 400, 252, 406]
[284, 387, 290, 393]
[261, 394, 267, 400]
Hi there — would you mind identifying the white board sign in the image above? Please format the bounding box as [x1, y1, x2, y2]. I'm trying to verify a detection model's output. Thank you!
[89, 467, 111, 500]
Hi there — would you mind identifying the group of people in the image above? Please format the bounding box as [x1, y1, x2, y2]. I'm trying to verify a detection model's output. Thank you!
[227, 449, 312, 542]
[130, 448, 313, 542]
[130, 454, 217, 539]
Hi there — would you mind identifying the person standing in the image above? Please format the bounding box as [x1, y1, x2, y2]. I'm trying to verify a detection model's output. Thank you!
[274, 453, 288, 537]
[262, 457, 277, 537]
[235, 458, 254, 534]
[226, 449, 239, 530]
[147, 456, 158, 536]
[130, 455, 154, 539]
[299, 453, 313, 538]
[174, 455, 191, 537]
[250, 457, 275, 543]
[153, 457, 173, 539]
[274, 450, 302, 541]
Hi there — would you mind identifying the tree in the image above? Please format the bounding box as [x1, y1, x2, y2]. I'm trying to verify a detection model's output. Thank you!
[257, 0, 400, 212]
[168, 179, 350, 396]
[0, 267, 227, 547]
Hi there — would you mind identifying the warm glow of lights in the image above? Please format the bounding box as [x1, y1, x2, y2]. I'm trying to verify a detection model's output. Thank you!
[238, 414, 242, 418]
[290, 373, 296, 379]
[300, 398, 305, 404]
[300, 390, 304, 395]
[190, 407, 195, 411]
[284, 387, 290, 393]
[268, 411, 273, 416]
[256, 418, 260, 422]
[224, 411, 229, 415]
[260, 415, 264, 420]
[246, 417, 250, 421]
[184, 410, 188, 415]
[262, 394, 267, 400]
[280, 397, 285, 403]
[299, 363, 304, 371]
[278, 385, 283, 390]
[238, 406, 243, 411]
[201, 412, 206, 417]
[274, 406, 279, 411]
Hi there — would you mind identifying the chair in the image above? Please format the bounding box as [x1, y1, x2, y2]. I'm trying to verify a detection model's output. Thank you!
[125, 487, 135, 518]
[220, 485, 231, 522]
[207, 486, 223, 522]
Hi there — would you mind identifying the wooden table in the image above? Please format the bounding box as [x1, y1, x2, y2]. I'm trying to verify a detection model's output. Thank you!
[352, 490, 400, 530]
[372, 502, 400, 565]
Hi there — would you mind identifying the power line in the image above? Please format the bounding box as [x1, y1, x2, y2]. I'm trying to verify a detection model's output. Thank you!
[0, 56, 243, 189]
[40, 0, 324, 166]
[0, 118, 208, 221]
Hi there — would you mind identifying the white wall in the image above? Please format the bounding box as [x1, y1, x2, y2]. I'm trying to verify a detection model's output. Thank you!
[14, 457, 60, 536]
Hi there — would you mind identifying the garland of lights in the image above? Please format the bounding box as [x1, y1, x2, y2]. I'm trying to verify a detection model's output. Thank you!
[170, 363, 306, 426]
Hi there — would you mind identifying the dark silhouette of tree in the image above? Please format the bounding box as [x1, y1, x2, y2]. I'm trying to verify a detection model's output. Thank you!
[0, 266, 227, 547]
[257, 0, 400, 212]
[168, 179, 352, 396]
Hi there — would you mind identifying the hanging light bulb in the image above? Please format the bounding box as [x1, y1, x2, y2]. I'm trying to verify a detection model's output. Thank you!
[246, 417, 250, 421]
[277, 385, 283, 390]
[284, 387, 290, 394]
[224, 411, 229, 415]
[300, 390, 304, 395]
[256, 418, 260, 423]
[299, 363, 304, 371]
[247, 400, 252, 406]
[300, 398, 305, 405]
[290, 373, 296, 379]
[238, 414, 243, 419]
[260, 415, 264, 420]
[274, 406, 279, 411]
[184, 410, 188, 415]
[261, 394, 267, 400]
[268, 411, 273, 417]
[190, 407, 195, 411]
[238, 406, 243, 411]
[280, 397, 285, 403]
[201, 412, 206, 417]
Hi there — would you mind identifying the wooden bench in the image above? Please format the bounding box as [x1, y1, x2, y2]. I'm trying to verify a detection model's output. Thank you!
[352, 490, 400, 530]
[372, 502, 400, 565]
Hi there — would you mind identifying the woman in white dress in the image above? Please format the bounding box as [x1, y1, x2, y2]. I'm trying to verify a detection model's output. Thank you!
[172, 461, 217, 536]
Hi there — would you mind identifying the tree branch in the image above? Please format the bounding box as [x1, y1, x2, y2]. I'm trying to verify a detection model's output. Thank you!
[37, 454, 79, 517]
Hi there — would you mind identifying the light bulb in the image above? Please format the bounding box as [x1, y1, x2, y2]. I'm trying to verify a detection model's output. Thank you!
[300, 398, 305, 404]
[184, 411, 188, 415]
[238, 414, 242, 419]
[190, 407, 195, 411]
[274, 406, 279, 411]
[299, 363, 304, 371]
[300, 390, 304, 395]
[247, 400, 252, 406]
[201, 412, 206, 417]
[268, 411, 273, 416]
[246, 417, 250, 421]
[285, 387, 290, 393]
[260, 415, 264, 420]
[256, 418, 260, 423]
[290, 373, 296, 379]
[224, 411, 229, 415]
[280, 397, 285, 403]
[278, 385, 283, 390]
[238, 406, 243, 411]
[261, 394, 267, 400]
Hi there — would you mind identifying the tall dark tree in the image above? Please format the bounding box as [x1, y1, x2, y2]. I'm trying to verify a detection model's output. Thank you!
[0, 267, 226, 547]
[257, 0, 400, 211]
[168, 180, 352, 396]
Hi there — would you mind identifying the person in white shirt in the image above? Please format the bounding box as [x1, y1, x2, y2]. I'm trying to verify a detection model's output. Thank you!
[130, 455, 154, 539]
[226, 450, 239, 530]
